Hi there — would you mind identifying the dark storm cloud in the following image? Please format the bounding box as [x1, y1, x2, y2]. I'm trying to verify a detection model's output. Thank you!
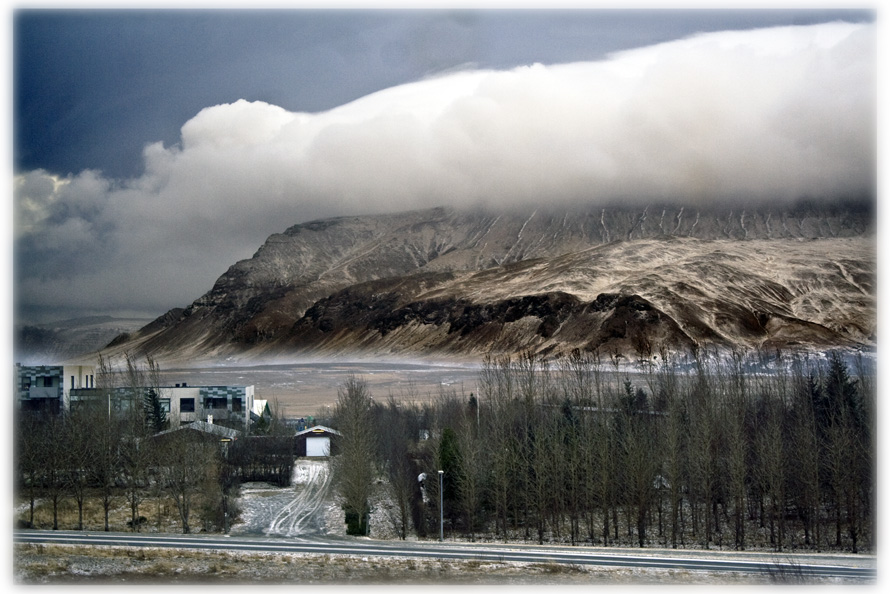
[14, 9, 873, 179]
[12, 16, 877, 323]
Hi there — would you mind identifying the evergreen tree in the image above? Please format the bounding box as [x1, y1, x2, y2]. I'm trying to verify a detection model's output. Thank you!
[331, 376, 377, 536]
[144, 388, 168, 433]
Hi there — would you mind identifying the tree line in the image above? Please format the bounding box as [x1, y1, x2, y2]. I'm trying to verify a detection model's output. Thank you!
[332, 348, 875, 552]
[15, 347, 875, 551]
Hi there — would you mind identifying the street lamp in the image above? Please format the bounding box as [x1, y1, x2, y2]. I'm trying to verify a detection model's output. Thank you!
[438, 470, 444, 542]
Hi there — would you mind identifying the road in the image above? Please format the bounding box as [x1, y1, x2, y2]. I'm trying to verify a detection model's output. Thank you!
[13, 530, 877, 581]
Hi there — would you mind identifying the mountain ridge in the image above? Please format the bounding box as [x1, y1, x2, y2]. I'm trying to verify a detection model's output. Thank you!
[100, 202, 875, 366]
[15, 316, 154, 365]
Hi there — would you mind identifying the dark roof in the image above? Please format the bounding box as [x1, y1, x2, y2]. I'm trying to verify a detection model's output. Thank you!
[155, 420, 242, 440]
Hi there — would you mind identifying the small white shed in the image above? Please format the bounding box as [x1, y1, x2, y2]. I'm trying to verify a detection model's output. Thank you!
[295, 425, 341, 457]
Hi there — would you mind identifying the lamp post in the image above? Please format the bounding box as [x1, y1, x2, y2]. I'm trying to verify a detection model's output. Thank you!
[438, 470, 444, 542]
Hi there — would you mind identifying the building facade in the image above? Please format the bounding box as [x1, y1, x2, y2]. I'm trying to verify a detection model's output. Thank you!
[16, 364, 254, 431]
[69, 384, 255, 430]
[15, 364, 95, 414]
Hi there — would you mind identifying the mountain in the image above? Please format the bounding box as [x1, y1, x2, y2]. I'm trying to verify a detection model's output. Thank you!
[102, 202, 875, 365]
[15, 316, 154, 365]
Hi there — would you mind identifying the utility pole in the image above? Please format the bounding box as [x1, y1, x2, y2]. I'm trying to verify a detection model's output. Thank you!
[438, 470, 444, 542]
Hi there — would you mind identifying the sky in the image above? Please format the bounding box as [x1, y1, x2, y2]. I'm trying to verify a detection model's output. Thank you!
[10, 6, 878, 325]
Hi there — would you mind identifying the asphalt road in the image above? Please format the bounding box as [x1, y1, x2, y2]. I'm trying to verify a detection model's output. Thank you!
[13, 530, 877, 581]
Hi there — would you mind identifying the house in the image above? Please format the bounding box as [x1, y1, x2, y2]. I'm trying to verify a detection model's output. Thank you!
[294, 425, 341, 457]
[15, 363, 95, 414]
[151, 419, 243, 460]
[154, 419, 243, 441]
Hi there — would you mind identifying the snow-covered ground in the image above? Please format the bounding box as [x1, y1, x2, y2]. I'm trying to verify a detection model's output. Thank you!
[230, 459, 338, 538]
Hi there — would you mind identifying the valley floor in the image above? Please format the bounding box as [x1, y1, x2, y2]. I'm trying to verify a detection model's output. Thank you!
[158, 361, 482, 418]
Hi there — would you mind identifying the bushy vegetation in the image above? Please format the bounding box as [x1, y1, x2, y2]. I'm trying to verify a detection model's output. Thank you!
[335, 348, 875, 552]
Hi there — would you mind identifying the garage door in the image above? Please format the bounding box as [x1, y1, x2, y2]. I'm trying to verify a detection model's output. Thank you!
[306, 436, 330, 457]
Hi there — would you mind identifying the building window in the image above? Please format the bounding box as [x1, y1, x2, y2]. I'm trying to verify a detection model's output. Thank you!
[205, 397, 227, 409]
[180, 398, 195, 412]
[71, 376, 75, 389]
[232, 398, 242, 412]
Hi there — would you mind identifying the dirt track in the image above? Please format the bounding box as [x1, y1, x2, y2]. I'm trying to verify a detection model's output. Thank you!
[232, 460, 335, 537]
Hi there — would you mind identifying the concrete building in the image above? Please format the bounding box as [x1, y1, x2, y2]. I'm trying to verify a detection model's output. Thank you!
[14, 364, 256, 428]
[69, 383, 255, 430]
[180, 384, 255, 430]
[17, 363, 255, 431]
[15, 363, 95, 414]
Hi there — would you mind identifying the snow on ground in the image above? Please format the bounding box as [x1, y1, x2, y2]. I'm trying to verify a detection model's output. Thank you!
[228, 457, 405, 541]
[231, 458, 336, 538]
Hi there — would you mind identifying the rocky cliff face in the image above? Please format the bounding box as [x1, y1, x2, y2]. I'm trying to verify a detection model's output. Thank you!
[105, 202, 875, 365]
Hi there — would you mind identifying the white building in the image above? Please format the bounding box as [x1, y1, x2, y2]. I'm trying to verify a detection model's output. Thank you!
[295, 425, 341, 457]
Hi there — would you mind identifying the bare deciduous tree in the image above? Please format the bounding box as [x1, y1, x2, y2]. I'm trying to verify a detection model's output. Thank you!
[454, 401, 488, 541]
[156, 430, 220, 534]
[377, 397, 419, 539]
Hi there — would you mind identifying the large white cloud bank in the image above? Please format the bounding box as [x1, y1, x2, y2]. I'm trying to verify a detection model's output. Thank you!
[14, 22, 876, 320]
